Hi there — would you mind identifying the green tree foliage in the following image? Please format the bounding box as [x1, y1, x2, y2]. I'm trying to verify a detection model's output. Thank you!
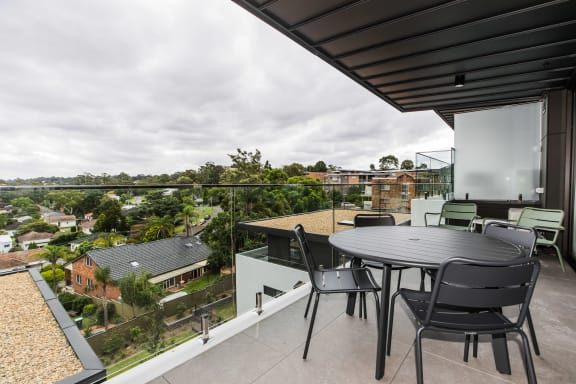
[177, 205, 197, 237]
[379, 155, 399, 170]
[17, 220, 59, 235]
[94, 266, 116, 330]
[10, 197, 40, 217]
[400, 159, 415, 170]
[201, 211, 234, 273]
[41, 267, 65, 286]
[220, 148, 265, 184]
[76, 241, 95, 255]
[41, 245, 67, 292]
[197, 162, 225, 184]
[264, 169, 288, 184]
[93, 198, 126, 233]
[143, 190, 182, 218]
[49, 232, 80, 247]
[141, 215, 175, 242]
[46, 190, 85, 215]
[311, 160, 328, 172]
[283, 163, 306, 177]
[94, 233, 125, 248]
[119, 272, 161, 318]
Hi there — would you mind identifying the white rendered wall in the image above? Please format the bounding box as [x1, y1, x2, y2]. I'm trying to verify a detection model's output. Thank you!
[236, 252, 309, 315]
[454, 103, 542, 200]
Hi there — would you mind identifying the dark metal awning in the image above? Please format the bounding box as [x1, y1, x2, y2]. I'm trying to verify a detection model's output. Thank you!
[231, 0, 576, 126]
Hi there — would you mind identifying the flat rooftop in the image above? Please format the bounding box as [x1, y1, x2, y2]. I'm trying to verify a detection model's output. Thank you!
[239, 209, 411, 236]
[0, 270, 106, 384]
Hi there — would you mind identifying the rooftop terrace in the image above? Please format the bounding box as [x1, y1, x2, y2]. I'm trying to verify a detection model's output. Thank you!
[110, 251, 576, 384]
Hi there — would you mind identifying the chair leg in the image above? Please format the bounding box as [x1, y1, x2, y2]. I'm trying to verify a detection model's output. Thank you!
[396, 269, 403, 292]
[552, 244, 566, 272]
[303, 293, 320, 360]
[358, 292, 364, 319]
[415, 328, 425, 384]
[420, 269, 426, 291]
[304, 288, 313, 318]
[363, 293, 368, 320]
[518, 330, 538, 384]
[372, 291, 380, 325]
[526, 309, 540, 356]
[473, 334, 478, 358]
[386, 290, 401, 356]
[463, 335, 470, 362]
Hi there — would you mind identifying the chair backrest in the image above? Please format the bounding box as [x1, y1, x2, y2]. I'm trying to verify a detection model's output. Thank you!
[292, 224, 319, 287]
[426, 257, 540, 328]
[440, 202, 477, 228]
[517, 207, 564, 231]
[354, 213, 395, 227]
[483, 222, 537, 258]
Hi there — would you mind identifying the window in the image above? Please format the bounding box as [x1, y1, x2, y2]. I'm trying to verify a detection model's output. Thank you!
[75, 275, 82, 284]
[86, 278, 94, 289]
[401, 184, 409, 201]
[382, 184, 391, 191]
[162, 277, 176, 290]
[86, 256, 92, 266]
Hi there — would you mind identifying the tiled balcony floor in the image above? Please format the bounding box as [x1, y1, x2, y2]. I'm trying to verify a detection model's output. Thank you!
[146, 255, 576, 384]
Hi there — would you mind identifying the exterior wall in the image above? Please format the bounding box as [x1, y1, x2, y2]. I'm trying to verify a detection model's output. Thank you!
[544, 89, 576, 264]
[0, 235, 12, 253]
[21, 238, 51, 250]
[371, 173, 416, 212]
[45, 215, 77, 229]
[71, 256, 121, 300]
[236, 251, 308, 315]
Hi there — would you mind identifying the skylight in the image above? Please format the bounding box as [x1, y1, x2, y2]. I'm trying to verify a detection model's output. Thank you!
[130, 261, 139, 267]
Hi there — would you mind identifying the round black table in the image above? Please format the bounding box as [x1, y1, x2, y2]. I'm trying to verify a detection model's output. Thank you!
[328, 226, 522, 380]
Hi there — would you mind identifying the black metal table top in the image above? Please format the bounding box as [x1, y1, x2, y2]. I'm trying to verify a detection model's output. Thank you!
[329, 226, 521, 269]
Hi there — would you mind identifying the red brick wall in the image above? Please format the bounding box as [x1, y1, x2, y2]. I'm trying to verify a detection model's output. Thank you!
[71, 256, 121, 300]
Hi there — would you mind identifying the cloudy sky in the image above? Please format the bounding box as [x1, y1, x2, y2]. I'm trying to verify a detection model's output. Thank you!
[0, 0, 453, 180]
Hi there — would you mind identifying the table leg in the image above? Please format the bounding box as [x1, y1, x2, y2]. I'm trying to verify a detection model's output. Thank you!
[492, 333, 511, 374]
[375, 264, 392, 380]
[346, 293, 357, 316]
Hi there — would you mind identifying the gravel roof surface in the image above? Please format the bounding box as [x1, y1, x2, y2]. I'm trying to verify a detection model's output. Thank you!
[0, 272, 83, 384]
[243, 210, 411, 235]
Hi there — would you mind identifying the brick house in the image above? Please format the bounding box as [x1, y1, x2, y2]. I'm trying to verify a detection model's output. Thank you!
[68, 236, 211, 300]
[371, 172, 417, 212]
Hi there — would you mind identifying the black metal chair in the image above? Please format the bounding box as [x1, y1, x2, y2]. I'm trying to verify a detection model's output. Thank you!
[353, 213, 412, 306]
[462, 222, 540, 360]
[391, 256, 540, 384]
[292, 224, 381, 359]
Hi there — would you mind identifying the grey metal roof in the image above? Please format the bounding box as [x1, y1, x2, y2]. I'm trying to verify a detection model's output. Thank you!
[88, 236, 210, 281]
[231, 0, 576, 126]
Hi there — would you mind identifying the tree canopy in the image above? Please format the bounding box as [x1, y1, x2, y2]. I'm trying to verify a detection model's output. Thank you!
[379, 155, 399, 170]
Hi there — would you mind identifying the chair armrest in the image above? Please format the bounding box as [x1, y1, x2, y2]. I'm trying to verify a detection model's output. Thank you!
[424, 212, 441, 227]
[534, 225, 565, 232]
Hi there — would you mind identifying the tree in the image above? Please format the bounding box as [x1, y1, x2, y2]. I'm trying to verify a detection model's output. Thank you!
[141, 215, 175, 242]
[201, 212, 234, 273]
[94, 266, 116, 330]
[283, 163, 306, 177]
[93, 198, 126, 233]
[416, 163, 428, 169]
[197, 162, 225, 184]
[93, 233, 125, 248]
[177, 205, 197, 237]
[220, 148, 265, 184]
[369, 164, 376, 170]
[379, 155, 399, 170]
[41, 245, 66, 293]
[46, 190, 85, 215]
[400, 159, 415, 170]
[312, 160, 328, 172]
[264, 169, 288, 184]
[17, 220, 59, 235]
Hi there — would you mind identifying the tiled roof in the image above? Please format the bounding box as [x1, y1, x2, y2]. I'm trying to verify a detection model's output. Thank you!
[17, 231, 54, 242]
[87, 236, 210, 281]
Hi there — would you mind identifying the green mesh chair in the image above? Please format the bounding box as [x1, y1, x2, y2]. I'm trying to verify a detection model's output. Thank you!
[517, 207, 566, 272]
[424, 202, 479, 232]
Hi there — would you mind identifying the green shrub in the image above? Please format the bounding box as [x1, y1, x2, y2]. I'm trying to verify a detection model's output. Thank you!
[72, 296, 93, 314]
[58, 292, 76, 310]
[103, 333, 124, 355]
[176, 302, 187, 319]
[82, 303, 96, 316]
[129, 326, 142, 343]
[96, 303, 116, 325]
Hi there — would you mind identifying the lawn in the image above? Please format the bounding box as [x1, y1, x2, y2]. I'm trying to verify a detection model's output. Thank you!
[183, 274, 220, 293]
